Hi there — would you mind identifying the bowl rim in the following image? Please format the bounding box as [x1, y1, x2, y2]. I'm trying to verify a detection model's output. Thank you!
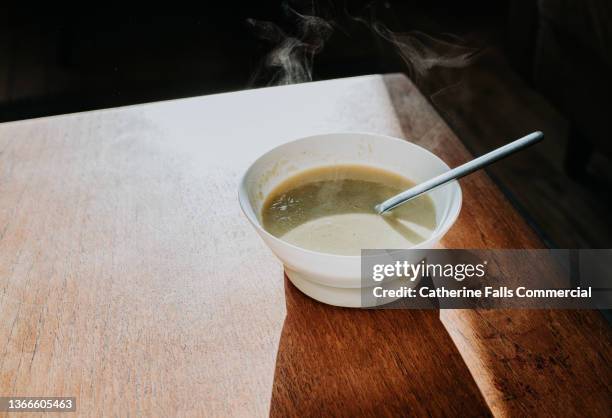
[238, 131, 463, 259]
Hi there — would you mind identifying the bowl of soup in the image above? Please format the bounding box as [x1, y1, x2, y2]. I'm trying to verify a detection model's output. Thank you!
[238, 132, 462, 307]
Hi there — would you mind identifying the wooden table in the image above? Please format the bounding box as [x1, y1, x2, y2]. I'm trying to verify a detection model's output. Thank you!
[0, 74, 610, 417]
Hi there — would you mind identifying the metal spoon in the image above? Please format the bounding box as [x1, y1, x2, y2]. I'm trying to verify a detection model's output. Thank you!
[375, 131, 544, 214]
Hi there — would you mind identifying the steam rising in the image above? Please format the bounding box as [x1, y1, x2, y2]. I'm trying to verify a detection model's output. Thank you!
[248, 4, 479, 87]
[247, 8, 333, 85]
[372, 25, 479, 82]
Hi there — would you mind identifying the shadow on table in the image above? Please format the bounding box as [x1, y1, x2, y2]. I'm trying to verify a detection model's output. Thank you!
[268, 274, 492, 417]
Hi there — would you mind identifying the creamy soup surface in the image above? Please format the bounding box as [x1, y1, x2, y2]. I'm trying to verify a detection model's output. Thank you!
[261, 165, 437, 255]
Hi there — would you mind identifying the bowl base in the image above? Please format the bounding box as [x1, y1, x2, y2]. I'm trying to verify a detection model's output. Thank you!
[285, 268, 406, 308]
[285, 269, 364, 308]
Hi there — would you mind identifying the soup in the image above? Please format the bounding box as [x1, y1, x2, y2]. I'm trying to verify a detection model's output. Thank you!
[261, 165, 436, 255]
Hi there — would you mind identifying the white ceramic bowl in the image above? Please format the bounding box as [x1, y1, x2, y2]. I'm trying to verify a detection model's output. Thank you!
[239, 132, 462, 307]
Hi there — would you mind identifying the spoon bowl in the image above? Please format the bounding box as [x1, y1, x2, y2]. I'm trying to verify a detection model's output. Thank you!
[239, 132, 462, 307]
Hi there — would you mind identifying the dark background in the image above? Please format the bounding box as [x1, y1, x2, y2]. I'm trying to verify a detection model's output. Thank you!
[0, 3, 510, 118]
[1, 1, 611, 248]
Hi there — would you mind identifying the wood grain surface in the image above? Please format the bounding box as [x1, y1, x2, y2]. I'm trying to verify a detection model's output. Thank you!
[0, 74, 609, 417]
[385, 74, 612, 417]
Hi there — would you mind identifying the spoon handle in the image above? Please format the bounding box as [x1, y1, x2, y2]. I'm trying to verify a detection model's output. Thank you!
[376, 131, 544, 214]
